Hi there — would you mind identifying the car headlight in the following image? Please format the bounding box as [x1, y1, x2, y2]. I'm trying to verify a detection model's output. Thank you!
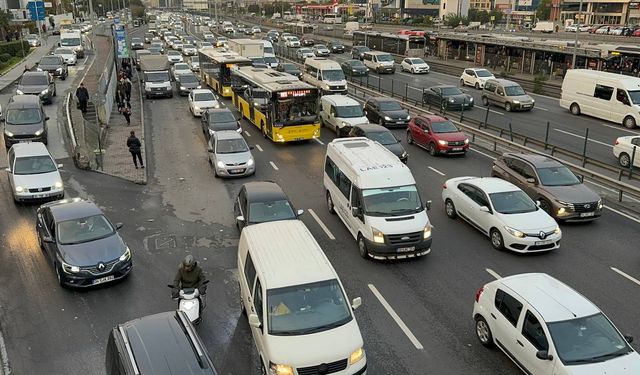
[372, 227, 385, 244]
[504, 226, 526, 238]
[352, 69, 357, 72]
[531, 99, 535, 103]
[15, 185, 24, 193]
[34, 128, 44, 136]
[512, 100, 520, 104]
[423, 224, 432, 239]
[247, 158, 254, 166]
[437, 139, 448, 146]
[269, 363, 294, 375]
[449, 98, 455, 103]
[54, 181, 63, 189]
[16, 89, 23, 95]
[406, 115, 411, 120]
[384, 116, 391, 121]
[553, 226, 561, 235]
[36, 67, 43, 71]
[349, 347, 365, 365]
[193, 105, 200, 111]
[119, 247, 131, 261]
[469, 97, 474, 102]
[197, 85, 202, 89]
[180, 86, 186, 90]
[401, 151, 408, 158]
[56, 68, 63, 72]
[557, 207, 567, 216]
[216, 161, 225, 168]
[597, 199, 603, 209]
[62, 261, 81, 273]
[41, 89, 49, 95]
[464, 138, 470, 144]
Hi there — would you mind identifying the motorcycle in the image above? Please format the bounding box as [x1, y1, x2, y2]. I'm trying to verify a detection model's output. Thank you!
[168, 280, 209, 325]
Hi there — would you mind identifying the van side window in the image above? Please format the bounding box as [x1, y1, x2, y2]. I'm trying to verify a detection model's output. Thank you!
[330, 105, 336, 117]
[496, 86, 504, 96]
[350, 185, 361, 209]
[338, 172, 352, 199]
[593, 84, 614, 101]
[494, 289, 523, 327]
[253, 278, 263, 324]
[244, 253, 256, 287]
[616, 89, 630, 105]
[484, 82, 495, 92]
[521, 163, 536, 180]
[324, 156, 339, 184]
[522, 310, 549, 351]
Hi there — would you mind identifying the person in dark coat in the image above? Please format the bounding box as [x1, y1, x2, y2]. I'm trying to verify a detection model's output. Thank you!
[75, 82, 89, 113]
[126, 130, 144, 168]
[122, 105, 131, 125]
[117, 78, 126, 103]
[123, 76, 132, 102]
[172, 255, 207, 313]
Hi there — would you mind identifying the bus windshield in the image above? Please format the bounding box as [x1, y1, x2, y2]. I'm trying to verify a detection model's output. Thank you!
[274, 92, 319, 126]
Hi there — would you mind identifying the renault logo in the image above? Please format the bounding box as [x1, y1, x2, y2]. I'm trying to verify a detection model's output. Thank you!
[97, 263, 106, 272]
[539, 231, 546, 239]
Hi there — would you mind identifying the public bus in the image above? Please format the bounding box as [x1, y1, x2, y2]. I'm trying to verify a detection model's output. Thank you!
[199, 49, 252, 98]
[323, 14, 343, 24]
[230, 66, 320, 142]
[352, 30, 426, 56]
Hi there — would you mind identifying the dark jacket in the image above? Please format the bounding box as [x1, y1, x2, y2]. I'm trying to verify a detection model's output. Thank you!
[76, 87, 89, 101]
[117, 80, 126, 97]
[126, 135, 141, 153]
[123, 79, 132, 93]
[173, 262, 206, 290]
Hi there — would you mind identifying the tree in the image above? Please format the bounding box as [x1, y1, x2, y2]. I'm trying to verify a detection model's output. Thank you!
[444, 13, 468, 27]
[535, 0, 552, 21]
[489, 9, 504, 24]
[468, 9, 490, 24]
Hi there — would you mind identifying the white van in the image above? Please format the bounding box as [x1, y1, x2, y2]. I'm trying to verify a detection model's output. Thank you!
[362, 51, 396, 74]
[560, 69, 640, 129]
[320, 95, 368, 137]
[237, 220, 367, 375]
[261, 40, 278, 68]
[302, 58, 347, 95]
[324, 138, 433, 260]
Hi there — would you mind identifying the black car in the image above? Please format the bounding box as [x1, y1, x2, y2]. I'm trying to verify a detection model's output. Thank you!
[327, 41, 345, 53]
[276, 63, 302, 78]
[36, 198, 133, 288]
[300, 35, 315, 46]
[422, 85, 474, 111]
[144, 32, 154, 43]
[233, 181, 304, 231]
[130, 37, 144, 50]
[184, 36, 197, 46]
[176, 73, 201, 96]
[348, 123, 408, 163]
[16, 72, 56, 104]
[266, 31, 279, 42]
[201, 108, 241, 139]
[341, 59, 368, 76]
[36, 55, 68, 80]
[364, 97, 411, 128]
[351, 46, 370, 60]
[3, 95, 49, 146]
[106, 311, 218, 375]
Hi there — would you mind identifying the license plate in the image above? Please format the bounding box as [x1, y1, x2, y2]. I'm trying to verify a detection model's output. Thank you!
[93, 275, 115, 285]
[397, 246, 416, 253]
[33, 193, 47, 198]
[580, 212, 595, 217]
[452, 147, 463, 151]
[535, 240, 553, 246]
[230, 168, 244, 173]
[293, 137, 304, 141]
[523, 104, 531, 108]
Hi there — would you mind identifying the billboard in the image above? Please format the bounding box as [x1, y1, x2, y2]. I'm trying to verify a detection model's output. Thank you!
[115, 29, 129, 59]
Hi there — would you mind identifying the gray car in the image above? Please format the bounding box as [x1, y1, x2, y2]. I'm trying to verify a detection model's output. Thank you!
[36, 55, 68, 80]
[207, 131, 255, 178]
[491, 153, 602, 221]
[347, 123, 408, 163]
[175, 73, 201, 96]
[201, 108, 242, 139]
[130, 37, 144, 50]
[16, 72, 56, 104]
[481, 78, 534, 112]
[3, 95, 49, 146]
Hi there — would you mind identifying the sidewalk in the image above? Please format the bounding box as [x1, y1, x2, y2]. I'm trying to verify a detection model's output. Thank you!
[0, 36, 59, 91]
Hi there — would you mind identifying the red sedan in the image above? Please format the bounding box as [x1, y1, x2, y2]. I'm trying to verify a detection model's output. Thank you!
[406, 115, 469, 156]
[633, 28, 640, 37]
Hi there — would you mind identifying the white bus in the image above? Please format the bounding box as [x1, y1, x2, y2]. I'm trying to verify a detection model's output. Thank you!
[283, 11, 295, 20]
[323, 14, 343, 24]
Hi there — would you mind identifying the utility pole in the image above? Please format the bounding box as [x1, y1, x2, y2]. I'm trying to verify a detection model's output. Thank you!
[571, 0, 583, 68]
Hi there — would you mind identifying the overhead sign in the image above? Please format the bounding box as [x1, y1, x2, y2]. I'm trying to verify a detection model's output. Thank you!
[519, 0, 532, 6]
[115, 29, 129, 58]
[26, 1, 46, 21]
[44, 2, 52, 6]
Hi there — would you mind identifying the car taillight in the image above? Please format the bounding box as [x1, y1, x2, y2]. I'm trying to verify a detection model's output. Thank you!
[614, 139, 619, 145]
[442, 184, 447, 189]
[475, 287, 484, 302]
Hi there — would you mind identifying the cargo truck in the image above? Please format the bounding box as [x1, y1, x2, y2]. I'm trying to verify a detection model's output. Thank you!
[227, 39, 264, 58]
[140, 55, 173, 99]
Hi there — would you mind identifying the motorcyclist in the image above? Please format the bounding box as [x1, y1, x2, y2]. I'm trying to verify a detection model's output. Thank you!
[172, 255, 207, 312]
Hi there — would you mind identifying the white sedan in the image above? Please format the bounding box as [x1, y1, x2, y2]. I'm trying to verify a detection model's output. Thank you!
[166, 51, 183, 64]
[188, 89, 221, 117]
[442, 176, 561, 252]
[400, 57, 430, 74]
[182, 44, 197, 56]
[53, 48, 77, 65]
[285, 36, 301, 48]
[171, 63, 191, 79]
[614, 135, 640, 168]
[460, 68, 495, 89]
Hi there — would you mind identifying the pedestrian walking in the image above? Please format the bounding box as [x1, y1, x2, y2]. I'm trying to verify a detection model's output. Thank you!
[122, 105, 132, 126]
[123, 76, 132, 102]
[126, 131, 144, 169]
[76, 82, 89, 113]
[117, 78, 126, 104]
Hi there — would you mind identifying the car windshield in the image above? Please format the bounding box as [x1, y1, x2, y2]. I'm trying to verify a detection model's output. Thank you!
[362, 185, 423, 216]
[132, 38, 142, 43]
[60, 37, 80, 46]
[55, 48, 73, 55]
[476, 69, 493, 77]
[267, 279, 352, 336]
[321, 69, 345, 81]
[191, 56, 200, 63]
[249, 199, 296, 223]
[548, 313, 633, 365]
[6, 108, 42, 125]
[216, 138, 248, 154]
[367, 130, 397, 145]
[13, 155, 56, 175]
[210, 111, 236, 123]
[628, 90, 640, 105]
[441, 87, 463, 96]
[146, 71, 169, 82]
[357, 47, 370, 52]
[489, 190, 537, 214]
[40, 56, 60, 65]
[505, 85, 526, 96]
[537, 166, 581, 186]
[431, 121, 459, 133]
[409, 58, 426, 64]
[299, 48, 311, 54]
[377, 54, 394, 62]
[264, 47, 274, 54]
[348, 60, 365, 68]
[179, 75, 198, 83]
[250, 57, 266, 64]
[378, 100, 402, 111]
[168, 51, 180, 56]
[175, 64, 189, 70]
[194, 92, 215, 101]
[57, 214, 115, 245]
[316, 45, 327, 49]
[20, 74, 48, 85]
[335, 105, 363, 118]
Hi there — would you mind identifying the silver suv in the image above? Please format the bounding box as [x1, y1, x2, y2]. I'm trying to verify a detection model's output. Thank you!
[481, 78, 534, 112]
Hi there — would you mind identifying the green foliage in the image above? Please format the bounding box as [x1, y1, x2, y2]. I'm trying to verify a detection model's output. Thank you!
[533, 73, 548, 94]
[0, 53, 10, 62]
[131, 5, 145, 19]
[535, 0, 552, 21]
[468, 9, 491, 24]
[0, 40, 30, 58]
[489, 9, 504, 23]
[0, 56, 22, 73]
[444, 14, 469, 27]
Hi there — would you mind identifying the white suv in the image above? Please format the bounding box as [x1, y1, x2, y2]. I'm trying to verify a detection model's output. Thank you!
[460, 68, 495, 89]
[6, 142, 64, 202]
[473, 273, 640, 374]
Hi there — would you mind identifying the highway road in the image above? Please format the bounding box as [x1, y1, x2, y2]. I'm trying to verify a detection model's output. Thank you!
[1, 19, 640, 375]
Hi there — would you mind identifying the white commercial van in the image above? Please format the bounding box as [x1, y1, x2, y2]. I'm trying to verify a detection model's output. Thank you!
[362, 51, 396, 74]
[560, 69, 640, 129]
[302, 57, 347, 95]
[237, 220, 367, 375]
[320, 95, 368, 137]
[324, 138, 433, 260]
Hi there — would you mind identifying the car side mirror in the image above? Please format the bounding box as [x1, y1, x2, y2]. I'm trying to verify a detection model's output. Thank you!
[207, 147, 213, 153]
[248, 313, 261, 328]
[45, 116, 50, 121]
[236, 215, 245, 223]
[57, 163, 63, 169]
[625, 335, 634, 343]
[526, 177, 536, 184]
[479, 206, 490, 213]
[297, 209, 304, 216]
[536, 350, 553, 361]
[351, 297, 362, 310]
[249, 145, 255, 150]
[115, 222, 123, 230]
[351, 206, 360, 217]
[425, 200, 432, 210]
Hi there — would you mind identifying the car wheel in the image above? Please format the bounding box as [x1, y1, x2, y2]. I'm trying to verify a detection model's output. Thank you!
[61, 74, 66, 81]
[490, 228, 504, 251]
[474, 82, 480, 90]
[475, 316, 494, 347]
[570, 103, 581, 115]
[54, 263, 64, 286]
[326, 191, 335, 214]
[619, 153, 631, 168]
[623, 116, 637, 129]
[460, 79, 464, 86]
[445, 199, 457, 219]
[538, 198, 552, 215]
[428, 143, 437, 156]
[481, 97, 488, 106]
[357, 234, 370, 259]
[505, 102, 512, 112]
[407, 131, 413, 144]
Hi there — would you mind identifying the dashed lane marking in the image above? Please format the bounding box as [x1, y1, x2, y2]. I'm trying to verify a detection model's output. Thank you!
[611, 267, 640, 287]
[368, 284, 424, 350]
[553, 128, 612, 148]
[534, 106, 549, 111]
[600, 123, 640, 135]
[307, 209, 336, 240]
[470, 148, 497, 160]
[269, 161, 279, 171]
[486, 268, 502, 279]
[428, 166, 445, 176]
[255, 144, 263, 152]
[244, 130, 251, 137]
[314, 138, 325, 145]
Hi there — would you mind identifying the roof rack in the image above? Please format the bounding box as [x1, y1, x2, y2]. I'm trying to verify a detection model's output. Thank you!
[118, 325, 141, 375]
[177, 311, 210, 370]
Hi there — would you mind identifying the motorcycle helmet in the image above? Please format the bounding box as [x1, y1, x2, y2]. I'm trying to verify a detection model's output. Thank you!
[182, 254, 195, 271]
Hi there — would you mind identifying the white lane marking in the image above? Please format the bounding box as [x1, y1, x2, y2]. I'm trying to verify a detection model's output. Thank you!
[489, 109, 504, 116]
[407, 85, 422, 91]
[308, 208, 336, 240]
[611, 267, 640, 287]
[584, 180, 640, 204]
[486, 268, 502, 279]
[600, 123, 640, 135]
[76, 65, 85, 71]
[244, 130, 251, 137]
[368, 284, 424, 350]
[314, 138, 325, 145]
[428, 166, 445, 176]
[269, 161, 279, 170]
[534, 106, 549, 111]
[255, 144, 263, 152]
[470, 148, 497, 160]
[553, 128, 612, 148]
[604, 205, 640, 224]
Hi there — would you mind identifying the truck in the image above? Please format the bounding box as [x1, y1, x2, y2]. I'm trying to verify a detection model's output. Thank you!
[227, 39, 264, 58]
[59, 31, 85, 58]
[532, 21, 555, 33]
[139, 55, 173, 99]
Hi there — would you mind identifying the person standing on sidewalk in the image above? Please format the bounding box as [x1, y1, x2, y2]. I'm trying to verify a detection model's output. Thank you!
[76, 82, 89, 113]
[123, 76, 132, 103]
[117, 76, 126, 104]
[126, 131, 144, 169]
[122, 105, 132, 126]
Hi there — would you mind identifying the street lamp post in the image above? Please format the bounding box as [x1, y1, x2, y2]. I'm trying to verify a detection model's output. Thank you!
[571, 0, 583, 68]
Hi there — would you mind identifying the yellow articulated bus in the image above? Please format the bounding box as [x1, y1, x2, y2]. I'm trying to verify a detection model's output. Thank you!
[230, 66, 321, 143]
[199, 49, 252, 98]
